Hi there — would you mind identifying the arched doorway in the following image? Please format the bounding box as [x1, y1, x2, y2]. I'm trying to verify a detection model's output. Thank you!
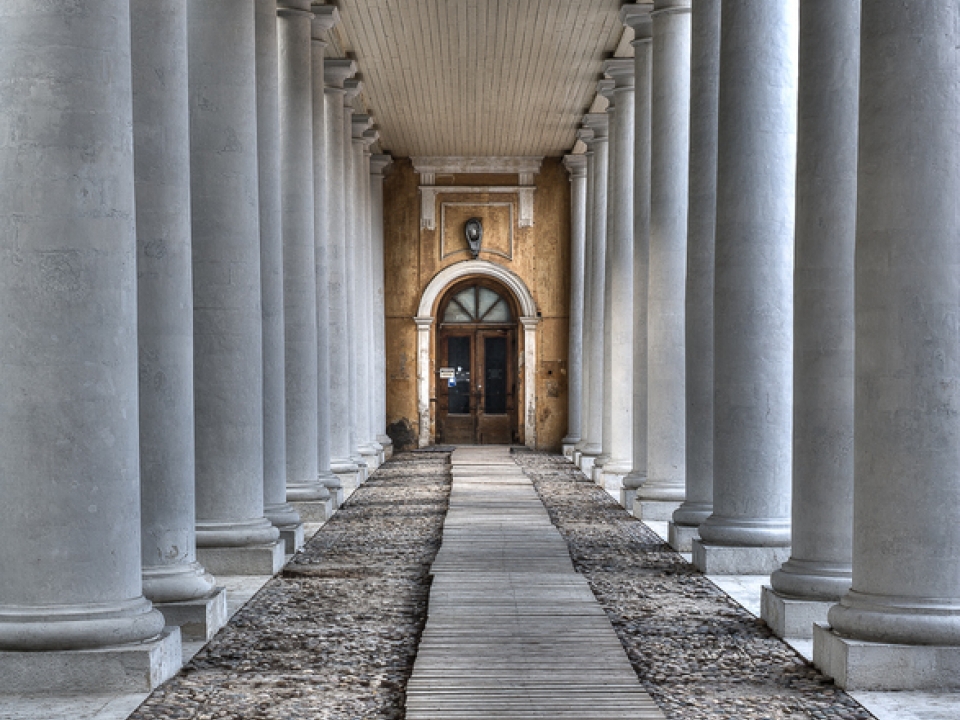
[437, 280, 518, 444]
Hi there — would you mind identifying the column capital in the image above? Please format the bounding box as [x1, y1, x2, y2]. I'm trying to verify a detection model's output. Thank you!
[603, 58, 635, 89]
[621, 1, 654, 41]
[362, 127, 379, 148]
[597, 77, 616, 108]
[324, 58, 356, 88]
[370, 154, 393, 175]
[344, 77, 363, 101]
[414, 316, 435, 329]
[563, 154, 587, 178]
[352, 113, 373, 139]
[576, 126, 595, 146]
[311, 3, 340, 35]
[277, 1, 313, 18]
[652, 0, 692, 17]
[582, 112, 609, 139]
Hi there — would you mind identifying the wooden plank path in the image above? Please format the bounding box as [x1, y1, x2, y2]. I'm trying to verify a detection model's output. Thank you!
[405, 446, 664, 720]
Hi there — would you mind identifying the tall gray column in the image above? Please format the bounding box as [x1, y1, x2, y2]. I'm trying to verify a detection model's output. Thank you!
[640, 0, 692, 518]
[0, 0, 174, 688]
[762, 0, 858, 640]
[573, 127, 595, 469]
[578, 112, 609, 475]
[361, 128, 384, 466]
[562, 154, 588, 456]
[323, 59, 360, 497]
[621, 4, 654, 511]
[189, 0, 283, 575]
[598, 60, 635, 496]
[132, 0, 223, 630]
[694, 0, 797, 575]
[815, 0, 960, 691]
[278, 1, 328, 508]
[311, 6, 342, 508]
[256, 0, 302, 549]
[670, 0, 719, 551]
[371, 154, 394, 458]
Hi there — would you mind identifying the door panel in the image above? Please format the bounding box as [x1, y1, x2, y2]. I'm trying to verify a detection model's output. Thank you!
[438, 334, 475, 444]
[477, 331, 514, 444]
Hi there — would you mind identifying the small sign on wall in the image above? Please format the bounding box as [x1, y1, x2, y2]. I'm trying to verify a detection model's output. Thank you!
[439, 368, 455, 379]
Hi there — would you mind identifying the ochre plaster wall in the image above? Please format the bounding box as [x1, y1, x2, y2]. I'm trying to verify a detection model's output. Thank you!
[383, 157, 570, 451]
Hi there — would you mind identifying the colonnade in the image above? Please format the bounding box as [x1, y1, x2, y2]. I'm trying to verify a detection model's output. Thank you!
[0, 0, 390, 692]
[564, 0, 960, 690]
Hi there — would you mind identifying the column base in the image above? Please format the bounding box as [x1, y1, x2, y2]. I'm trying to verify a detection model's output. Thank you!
[813, 622, 960, 690]
[668, 522, 700, 552]
[572, 449, 583, 466]
[562, 443, 577, 459]
[634, 500, 682, 522]
[154, 587, 228, 641]
[276, 523, 305, 554]
[0, 626, 181, 694]
[620, 487, 637, 512]
[760, 586, 833, 639]
[692, 539, 791, 575]
[600, 465, 630, 501]
[377, 435, 394, 460]
[197, 540, 285, 576]
[291, 498, 334, 523]
[579, 453, 599, 477]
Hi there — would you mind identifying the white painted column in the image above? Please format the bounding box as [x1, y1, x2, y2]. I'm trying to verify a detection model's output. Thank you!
[621, 3, 653, 511]
[669, 0, 720, 552]
[598, 59, 635, 497]
[323, 59, 360, 495]
[311, 6, 342, 508]
[573, 127, 595, 468]
[132, 0, 225, 635]
[815, 0, 960, 691]
[278, 1, 329, 509]
[694, 0, 797, 575]
[361, 129, 384, 466]
[0, 0, 175, 689]
[370, 154, 394, 458]
[762, 0, 858, 640]
[256, 0, 302, 548]
[416, 317, 435, 447]
[562, 154, 588, 457]
[578, 111, 610, 475]
[189, 0, 283, 575]
[640, 0, 692, 519]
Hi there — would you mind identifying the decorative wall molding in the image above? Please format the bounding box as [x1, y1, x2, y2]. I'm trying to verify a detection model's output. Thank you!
[440, 202, 514, 261]
[419, 186, 536, 230]
[412, 156, 544, 178]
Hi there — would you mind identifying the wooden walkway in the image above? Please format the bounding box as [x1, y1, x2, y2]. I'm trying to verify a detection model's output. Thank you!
[405, 446, 664, 720]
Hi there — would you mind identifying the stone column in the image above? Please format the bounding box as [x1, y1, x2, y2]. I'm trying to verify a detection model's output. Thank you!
[323, 59, 360, 499]
[257, 0, 302, 551]
[573, 127, 595, 469]
[694, 0, 797, 575]
[371, 154, 394, 459]
[669, 0, 719, 551]
[189, 0, 283, 576]
[762, 0, 858, 640]
[132, 0, 226, 640]
[598, 60, 635, 498]
[562, 154, 588, 458]
[278, 0, 331, 516]
[361, 128, 384, 467]
[349, 106, 378, 473]
[815, 0, 960, 691]
[0, 1, 177, 692]
[311, 5, 342, 510]
[578, 111, 610, 477]
[639, 0, 692, 520]
[621, 2, 653, 512]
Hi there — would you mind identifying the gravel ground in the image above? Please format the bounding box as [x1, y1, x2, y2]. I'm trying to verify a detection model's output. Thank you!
[130, 451, 451, 720]
[513, 448, 876, 720]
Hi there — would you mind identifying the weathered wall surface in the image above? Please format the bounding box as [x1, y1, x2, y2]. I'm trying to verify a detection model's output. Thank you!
[382, 157, 570, 451]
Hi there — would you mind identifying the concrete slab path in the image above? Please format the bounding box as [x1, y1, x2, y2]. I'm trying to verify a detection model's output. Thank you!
[405, 446, 664, 720]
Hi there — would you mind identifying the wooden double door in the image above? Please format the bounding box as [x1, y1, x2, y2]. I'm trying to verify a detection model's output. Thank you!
[437, 326, 517, 445]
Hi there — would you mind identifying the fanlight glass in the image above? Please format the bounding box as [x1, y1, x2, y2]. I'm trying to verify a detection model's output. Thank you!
[443, 285, 513, 323]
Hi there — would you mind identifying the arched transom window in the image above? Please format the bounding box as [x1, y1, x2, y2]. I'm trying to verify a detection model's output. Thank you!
[442, 284, 513, 324]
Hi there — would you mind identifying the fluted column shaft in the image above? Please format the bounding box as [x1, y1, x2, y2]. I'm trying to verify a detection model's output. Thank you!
[371, 155, 393, 454]
[673, 0, 719, 528]
[599, 60, 635, 480]
[827, 0, 960, 646]
[189, 0, 279, 549]
[770, 0, 859, 602]
[133, 0, 217, 604]
[698, 0, 797, 549]
[0, 0, 165, 650]
[323, 60, 359, 481]
[580, 113, 609, 461]
[643, 0, 691, 503]
[563, 155, 588, 448]
[278, 1, 326, 502]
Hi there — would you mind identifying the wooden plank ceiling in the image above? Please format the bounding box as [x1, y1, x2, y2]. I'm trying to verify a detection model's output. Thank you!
[326, 0, 627, 158]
